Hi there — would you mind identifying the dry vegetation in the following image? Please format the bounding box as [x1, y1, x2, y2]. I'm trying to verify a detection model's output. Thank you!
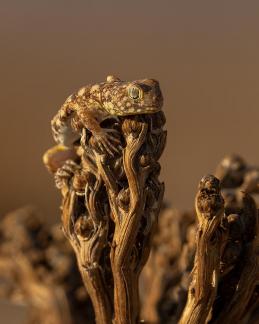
[0, 154, 259, 323]
[0, 104, 259, 323]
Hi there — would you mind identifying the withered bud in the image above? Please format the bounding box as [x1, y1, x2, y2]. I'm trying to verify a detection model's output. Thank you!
[122, 119, 144, 138]
[112, 157, 125, 180]
[199, 175, 221, 192]
[215, 154, 247, 188]
[73, 172, 96, 192]
[196, 175, 224, 219]
[74, 215, 95, 240]
[140, 154, 153, 167]
[117, 188, 130, 210]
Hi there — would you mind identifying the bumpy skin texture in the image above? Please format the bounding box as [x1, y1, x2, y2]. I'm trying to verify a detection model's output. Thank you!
[51, 75, 163, 153]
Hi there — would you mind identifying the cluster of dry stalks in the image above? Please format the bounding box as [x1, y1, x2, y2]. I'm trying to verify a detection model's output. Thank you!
[141, 154, 259, 324]
[43, 111, 166, 324]
[0, 154, 259, 323]
[0, 94, 259, 323]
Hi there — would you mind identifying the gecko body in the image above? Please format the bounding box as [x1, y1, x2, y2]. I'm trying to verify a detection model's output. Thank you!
[51, 75, 163, 155]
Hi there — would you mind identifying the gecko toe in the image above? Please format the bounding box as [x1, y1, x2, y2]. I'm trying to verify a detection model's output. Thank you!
[94, 129, 122, 156]
[100, 138, 115, 156]
[106, 133, 121, 144]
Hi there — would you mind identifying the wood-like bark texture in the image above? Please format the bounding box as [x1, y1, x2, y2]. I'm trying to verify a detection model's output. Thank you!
[179, 175, 225, 324]
[140, 207, 196, 323]
[45, 112, 166, 323]
[179, 171, 259, 324]
[42, 128, 259, 324]
[141, 155, 259, 324]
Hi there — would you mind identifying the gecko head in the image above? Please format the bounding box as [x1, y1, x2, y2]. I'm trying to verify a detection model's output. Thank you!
[102, 78, 163, 116]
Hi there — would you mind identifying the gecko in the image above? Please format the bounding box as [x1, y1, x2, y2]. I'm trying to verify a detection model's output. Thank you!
[51, 75, 163, 155]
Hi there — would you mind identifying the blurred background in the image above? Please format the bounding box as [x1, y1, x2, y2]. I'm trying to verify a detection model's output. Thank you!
[1, 0, 259, 322]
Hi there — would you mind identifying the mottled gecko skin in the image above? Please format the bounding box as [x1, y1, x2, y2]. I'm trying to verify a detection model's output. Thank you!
[51, 75, 163, 155]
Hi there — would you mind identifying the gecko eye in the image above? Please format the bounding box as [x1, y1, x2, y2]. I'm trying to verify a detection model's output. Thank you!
[128, 86, 142, 100]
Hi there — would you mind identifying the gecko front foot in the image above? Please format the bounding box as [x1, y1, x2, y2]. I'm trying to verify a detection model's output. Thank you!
[94, 129, 122, 156]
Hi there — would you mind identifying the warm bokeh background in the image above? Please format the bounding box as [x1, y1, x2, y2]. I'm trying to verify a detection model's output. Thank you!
[1, 0, 259, 322]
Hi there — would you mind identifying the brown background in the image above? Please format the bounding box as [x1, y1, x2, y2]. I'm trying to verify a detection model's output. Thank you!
[1, 0, 259, 322]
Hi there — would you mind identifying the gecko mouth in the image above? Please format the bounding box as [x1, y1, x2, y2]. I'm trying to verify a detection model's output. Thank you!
[120, 106, 161, 116]
[143, 105, 162, 112]
[146, 107, 161, 112]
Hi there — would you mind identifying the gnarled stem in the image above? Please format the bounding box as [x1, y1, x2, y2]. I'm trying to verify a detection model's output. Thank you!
[44, 112, 166, 324]
[180, 175, 224, 324]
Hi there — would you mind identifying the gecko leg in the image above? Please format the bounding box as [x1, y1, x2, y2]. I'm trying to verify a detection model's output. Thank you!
[51, 106, 79, 146]
[78, 110, 122, 156]
[95, 128, 122, 156]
